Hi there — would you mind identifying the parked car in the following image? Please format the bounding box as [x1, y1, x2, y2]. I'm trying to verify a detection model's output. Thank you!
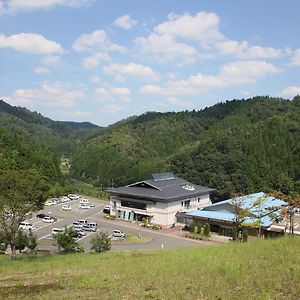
[62, 205, 71, 211]
[52, 228, 64, 235]
[80, 199, 90, 205]
[89, 203, 95, 208]
[74, 229, 86, 236]
[103, 205, 112, 214]
[19, 222, 35, 230]
[36, 213, 48, 219]
[78, 219, 88, 225]
[61, 196, 70, 203]
[73, 225, 83, 231]
[68, 194, 80, 200]
[82, 224, 96, 232]
[44, 200, 56, 206]
[79, 204, 91, 209]
[111, 230, 125, 238]
[88, 222, 97, 229]
[43, 216, 55, 223]
[72, 221, 82, 228]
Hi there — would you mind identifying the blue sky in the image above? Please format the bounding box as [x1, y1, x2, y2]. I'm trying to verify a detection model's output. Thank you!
[0, 0, 299, 126]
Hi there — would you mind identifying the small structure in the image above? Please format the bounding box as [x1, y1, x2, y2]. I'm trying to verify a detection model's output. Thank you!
[180, 192, 288, 237]
[107, 172, 214, 227]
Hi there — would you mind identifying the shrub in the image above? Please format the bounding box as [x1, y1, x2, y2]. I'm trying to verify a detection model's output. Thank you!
[231, 227, 238, 240]
[54, 227, 79, 253]
[27, 229, 37, 253]
[242, 229, 248, 242]
[204, 223, 210, 237]
[90, 232, 111, 253]
[16, 230, 29, 254]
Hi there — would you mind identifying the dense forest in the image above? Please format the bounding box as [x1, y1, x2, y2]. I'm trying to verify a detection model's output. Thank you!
[1, 96, 299, 200]
[70, 96, 300, 200]
[0, 100, 100, 156]
[0, 127, 60, 184]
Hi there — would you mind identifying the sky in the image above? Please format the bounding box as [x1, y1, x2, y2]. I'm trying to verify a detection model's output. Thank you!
[0, 0, 299, 126]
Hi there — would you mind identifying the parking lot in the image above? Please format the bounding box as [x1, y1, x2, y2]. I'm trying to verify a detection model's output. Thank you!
[23, 195, 208, 253]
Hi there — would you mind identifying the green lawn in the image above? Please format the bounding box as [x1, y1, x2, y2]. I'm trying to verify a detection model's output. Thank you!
[0, 237, 299, 299]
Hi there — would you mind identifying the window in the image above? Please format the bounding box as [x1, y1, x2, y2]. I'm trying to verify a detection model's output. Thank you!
[121, 200, 146, 210]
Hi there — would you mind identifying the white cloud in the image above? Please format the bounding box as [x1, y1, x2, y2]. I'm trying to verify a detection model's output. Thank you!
[57, 110, 93, 118]
[135, 11, 223, 64]
[82, 52, 111, 69]
[155, 96, 194, 110]
[33, 67, 51, 74]
[101, 103, 126, 113]
[11, 81, 86, 107]
[0, 33, 63, 55]
[289, 49, 300, 66]
[90, 76, 101, 83]
[135, 33, 197, 64]
[140, 60, 279, 97]
[139, 83, 207, 97]
[279, 86, 300, 98]
[103, 62, 157, 81]
[189, 60, 280, 88]
[42, 55, 61, 66]
[94, 85, 131, 113]
[113, 15, 137, 29]
[217, 40, 284, 59]
[72, 29, 125, 53]
[155, 11, 223, 45]
[3, 0, 93, 14]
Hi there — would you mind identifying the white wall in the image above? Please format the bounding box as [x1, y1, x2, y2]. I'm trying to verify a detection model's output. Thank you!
[110, 193, 211, 226]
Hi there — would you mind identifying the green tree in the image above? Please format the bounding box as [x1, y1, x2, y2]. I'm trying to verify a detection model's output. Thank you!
[28, 229, 38, 253]
[0, 169, 49, 259]
[53, 227, 79, 253]
[90, 232, 111, 253]
[15, 230, 28, 254]
[0, 231, 8, 254]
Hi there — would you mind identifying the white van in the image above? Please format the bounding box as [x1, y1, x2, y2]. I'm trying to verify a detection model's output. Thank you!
[52, 228, 64, 234]
[19, 222, 35, 230]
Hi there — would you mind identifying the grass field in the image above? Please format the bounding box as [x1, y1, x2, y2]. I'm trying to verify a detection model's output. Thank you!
[0, 237, 299, 299]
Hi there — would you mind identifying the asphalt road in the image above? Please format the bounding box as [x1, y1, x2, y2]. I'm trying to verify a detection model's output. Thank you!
[26, 196, 208, 252]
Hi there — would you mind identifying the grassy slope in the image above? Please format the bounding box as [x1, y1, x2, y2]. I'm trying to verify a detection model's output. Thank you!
[0, 237, 299, 299]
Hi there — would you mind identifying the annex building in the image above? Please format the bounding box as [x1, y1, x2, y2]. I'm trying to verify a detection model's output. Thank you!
[179, 192, 289, 237]
[107, 172, 215, 227]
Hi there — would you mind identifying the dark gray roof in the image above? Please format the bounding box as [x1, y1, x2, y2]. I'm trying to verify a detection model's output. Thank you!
[107, 176, 215, 203]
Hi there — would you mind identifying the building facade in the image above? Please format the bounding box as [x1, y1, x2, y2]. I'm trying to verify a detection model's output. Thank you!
[107, 173, 214, 227]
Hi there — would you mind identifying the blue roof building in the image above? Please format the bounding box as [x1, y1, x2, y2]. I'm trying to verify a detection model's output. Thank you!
[179, 192, 287, 237]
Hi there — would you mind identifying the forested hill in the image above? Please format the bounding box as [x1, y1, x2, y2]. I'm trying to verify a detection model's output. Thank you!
[0, 127, 61, 184]
[71, 96, 300, 200]
[0, 100, 100, 155]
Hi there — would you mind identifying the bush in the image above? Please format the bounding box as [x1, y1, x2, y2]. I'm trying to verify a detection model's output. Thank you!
[242, 229, 248, 242]
[231, 227, 238, 240]
[28, 229, 38, 253]
[0, 231, 8, 254]
[16, 230, 29, 254]
[204, 223, 210, 237]
[54, 227, 79, 253]
[90, 232, 111, 253]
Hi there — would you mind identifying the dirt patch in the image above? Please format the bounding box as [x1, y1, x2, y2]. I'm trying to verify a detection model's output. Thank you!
[0, 282, 62, 298]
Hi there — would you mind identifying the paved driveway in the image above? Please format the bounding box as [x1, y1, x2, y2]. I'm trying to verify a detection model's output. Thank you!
[26, 196, 209, 252]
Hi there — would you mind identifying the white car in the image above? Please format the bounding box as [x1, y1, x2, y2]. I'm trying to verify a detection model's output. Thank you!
[44, 201, 55, 206]
[61, 196, 70, 203]
[111, 230, 125, 238]
[62, 205, 71, 211]
[43, 216, 55, 223]
[68, 194, 80, 200]
[79, 204, 90, 209]
[19, 222, 35, 230]
[80, 199, 90, 205]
